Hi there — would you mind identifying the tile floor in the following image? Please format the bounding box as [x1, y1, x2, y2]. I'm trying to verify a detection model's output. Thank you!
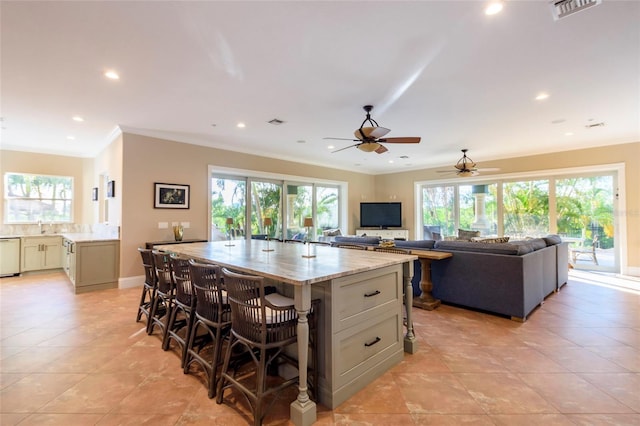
[1, 271, 638, 425]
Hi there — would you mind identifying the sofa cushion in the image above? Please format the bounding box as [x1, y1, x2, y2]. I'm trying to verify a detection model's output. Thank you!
[434, 240, 534, 255]
[333, 236, 380, 246]
[509, 238, 547, 251]
[457, 229, 481, 241]
[543, 234, 562, 246]
[471, 236, 510, 244]
[395, 240, 436, 250]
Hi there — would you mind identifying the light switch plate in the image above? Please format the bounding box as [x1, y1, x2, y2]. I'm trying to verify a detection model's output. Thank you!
[181, 222, 190, 228]
[158, 222, 168, 229]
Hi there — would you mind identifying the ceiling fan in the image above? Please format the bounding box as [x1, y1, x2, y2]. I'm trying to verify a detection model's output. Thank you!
[438, 149, 499, 177]
[325, 105, 421, 154]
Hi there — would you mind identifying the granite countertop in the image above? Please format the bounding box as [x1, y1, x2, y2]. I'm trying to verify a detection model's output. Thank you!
[0, 233, 119, 242]
[60, 233, 120, 243]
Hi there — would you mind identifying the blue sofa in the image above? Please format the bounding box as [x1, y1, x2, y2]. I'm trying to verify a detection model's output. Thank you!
[431, 237, 568, 321]
[331, 234, 568, 321]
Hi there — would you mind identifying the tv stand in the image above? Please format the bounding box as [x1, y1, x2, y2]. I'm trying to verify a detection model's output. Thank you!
[356, 229, 409, 240]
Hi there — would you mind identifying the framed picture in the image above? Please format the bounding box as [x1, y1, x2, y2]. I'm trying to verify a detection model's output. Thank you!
[92, 187, 98, 201]
[154, 183, 190, 209]
[107, 180, 115, 198]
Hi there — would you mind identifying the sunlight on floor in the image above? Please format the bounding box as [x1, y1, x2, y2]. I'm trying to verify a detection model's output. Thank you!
[570, 270, 640, 294]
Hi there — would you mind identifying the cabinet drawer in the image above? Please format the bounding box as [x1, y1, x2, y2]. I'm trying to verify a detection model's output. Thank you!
[334, 265, 401, 331]
[334, 312, 402, 389]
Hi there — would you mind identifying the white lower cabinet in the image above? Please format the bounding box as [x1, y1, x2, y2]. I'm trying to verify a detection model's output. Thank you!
[64, 239, 119, 294]
[20, 236, 63, 272]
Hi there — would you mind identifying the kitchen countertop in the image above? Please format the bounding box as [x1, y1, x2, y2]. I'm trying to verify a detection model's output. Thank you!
[0, 233, 119, 242]
[61, 233, 120, 243]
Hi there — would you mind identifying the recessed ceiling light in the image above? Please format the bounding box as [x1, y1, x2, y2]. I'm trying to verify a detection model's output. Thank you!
[104, 70, 120, 80]
[236, 122, 246, 128]
[485, 1, 504, 15]
[388, 160, 394, 164]
[67, 135, 75, 140]
[535, 93, 549, 101]
[327, 145, 334, 149]
[565, 132, 574, 136]
[72, 116, 84, 122]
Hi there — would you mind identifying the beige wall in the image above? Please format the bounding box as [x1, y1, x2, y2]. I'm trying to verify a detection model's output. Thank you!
[374, 142, 640, 273]
[0, 150, 94, 225]
[2, 138, 638, 279]
[94, 134, 123, 227]
[119, 132, 375, 278]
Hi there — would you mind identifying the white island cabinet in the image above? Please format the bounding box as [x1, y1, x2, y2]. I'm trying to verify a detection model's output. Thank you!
[62, 234, 119, 294]
[20, 236, 63, 272]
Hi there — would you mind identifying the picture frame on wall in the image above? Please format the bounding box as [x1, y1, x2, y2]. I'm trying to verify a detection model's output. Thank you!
[154, 183, 190, 209]
[107, 180, 115, 198]
[92, 187, 98, 201]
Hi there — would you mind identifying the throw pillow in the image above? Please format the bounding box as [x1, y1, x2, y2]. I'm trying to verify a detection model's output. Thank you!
[457, 229, 481, 241]
[471, 236, 510, 244]
[322, 228, 342, 237]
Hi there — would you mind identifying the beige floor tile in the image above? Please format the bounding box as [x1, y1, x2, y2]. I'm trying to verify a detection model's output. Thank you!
[0, 373, 86, 413]
[2, 270, 639, 424]
[518, 372, 634, 414]
[455, 372, 558, 414]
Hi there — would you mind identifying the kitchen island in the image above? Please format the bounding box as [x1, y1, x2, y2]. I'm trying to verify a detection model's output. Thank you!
[61, 233, 120, 294]
[155, 239, 417, 426]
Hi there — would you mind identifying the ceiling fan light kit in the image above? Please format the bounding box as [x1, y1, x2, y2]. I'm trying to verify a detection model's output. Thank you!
[327, 105, 421, 154]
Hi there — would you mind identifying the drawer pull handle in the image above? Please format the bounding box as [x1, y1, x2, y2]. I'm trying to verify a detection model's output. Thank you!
[364, 337, 381, 347]
[364, 290, 381, 298]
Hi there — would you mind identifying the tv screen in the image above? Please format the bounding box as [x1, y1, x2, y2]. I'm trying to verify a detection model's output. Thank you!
[360, 202, 402, 229]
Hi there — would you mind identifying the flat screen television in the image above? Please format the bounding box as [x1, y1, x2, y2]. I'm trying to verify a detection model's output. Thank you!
[360, 202, 402, 229]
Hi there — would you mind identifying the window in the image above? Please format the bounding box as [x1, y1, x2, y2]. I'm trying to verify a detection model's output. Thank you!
[210, 168, 345, 243]
[417, 167, 619, 272]
[4, 173, 73, 223]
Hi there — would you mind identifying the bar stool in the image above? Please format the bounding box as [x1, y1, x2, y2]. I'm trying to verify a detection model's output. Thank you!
[136, 248, 156, 329]
[216, 268, 319, 426]
[162, 254, 196, 367]
[148, 250, 175, 338]
[183, 260, 232, 398]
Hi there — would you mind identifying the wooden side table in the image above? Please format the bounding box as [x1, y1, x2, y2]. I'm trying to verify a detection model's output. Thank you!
[409, 250, 453, 310]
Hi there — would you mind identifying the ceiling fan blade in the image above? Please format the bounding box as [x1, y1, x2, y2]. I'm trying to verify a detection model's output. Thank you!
[324, 137, 358, 141]
[332, 143, 360, 153]
[375, 144, 388, 154]
[377, 137, 421, 144]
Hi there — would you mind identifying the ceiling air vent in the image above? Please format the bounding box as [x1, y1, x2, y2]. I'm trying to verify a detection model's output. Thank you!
[550, 0, 601, 20]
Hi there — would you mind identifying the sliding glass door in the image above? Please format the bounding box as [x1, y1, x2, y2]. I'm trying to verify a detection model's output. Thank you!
[211, 172, 344, 243]
[418, 170, 619, 272]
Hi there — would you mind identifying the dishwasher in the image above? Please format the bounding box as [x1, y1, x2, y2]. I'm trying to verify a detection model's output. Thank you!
[0, 238, 21, 276]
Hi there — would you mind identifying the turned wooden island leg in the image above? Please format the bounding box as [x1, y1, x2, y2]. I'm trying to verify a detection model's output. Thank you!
[412, 257, 441, 310]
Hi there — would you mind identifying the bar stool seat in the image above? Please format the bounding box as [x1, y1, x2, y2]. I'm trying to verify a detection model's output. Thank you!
[216, 268, 319, 426]
[183, 260, 232, 398]
[148, 250, 175, 339]
[136, 248, 157, 329]
[162, 254, 196, 367]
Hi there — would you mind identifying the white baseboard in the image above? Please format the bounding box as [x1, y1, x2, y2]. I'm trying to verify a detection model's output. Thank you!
[119, 275, 144, 289]
[622, 266, 640, 278]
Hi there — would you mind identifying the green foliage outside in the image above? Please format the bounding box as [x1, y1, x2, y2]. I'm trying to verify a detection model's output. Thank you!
[4, 173, 73, 223]
[422, 176, 614, 249]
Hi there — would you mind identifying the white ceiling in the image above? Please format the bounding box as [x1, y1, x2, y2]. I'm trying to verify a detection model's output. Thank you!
[1, 1, 638, 174]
